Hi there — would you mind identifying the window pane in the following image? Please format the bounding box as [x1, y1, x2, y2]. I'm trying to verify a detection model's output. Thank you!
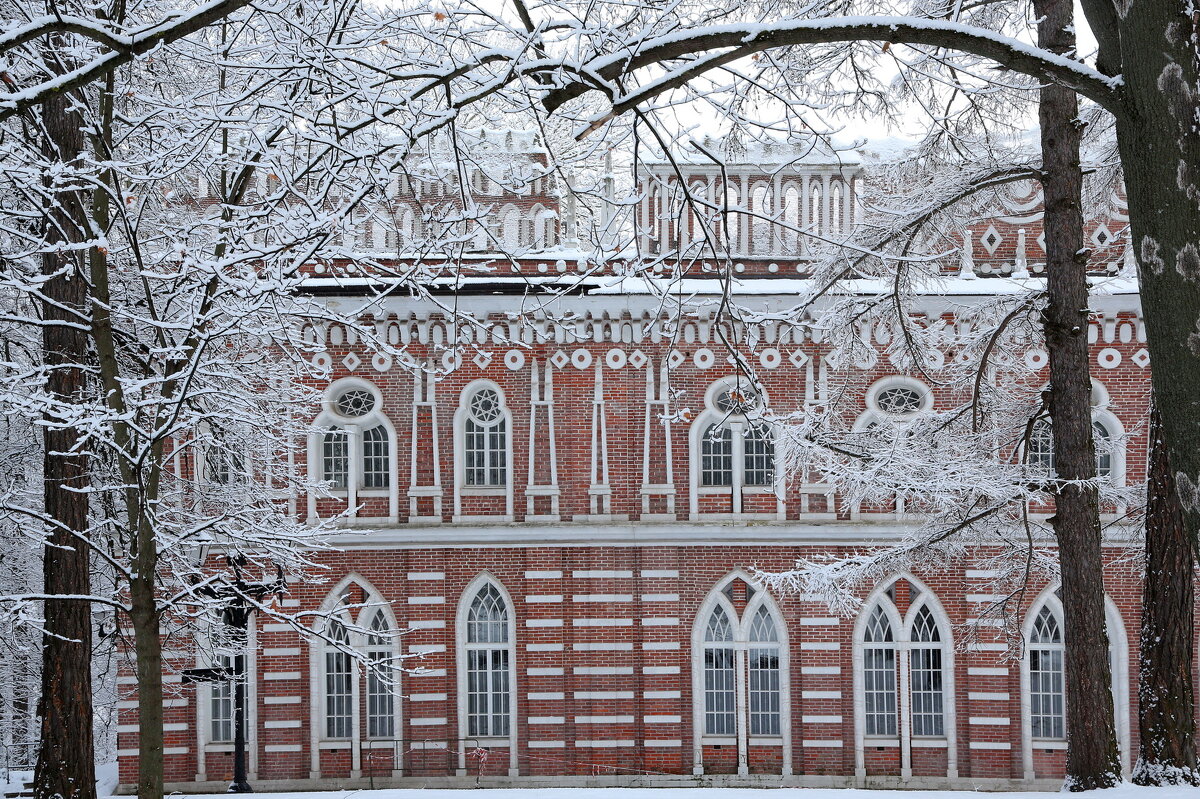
[910, 647, 944, 736]
[362, 425, 390, 489]
[210, 654, 234, 742]
[743, 423, 775, 486]
[467, 647, 509, 736]
[748, 647, 781, 735]
[322, 429, 349, 489]
[701, 425, 733, 487]
[325, 650, 353, 739]
[366, 649, 395, 739]
[1030, 647, 1066, 739]
[863, 647, 898, 736]
[465, 416, 507, 487]
[704, 646, 736, 735]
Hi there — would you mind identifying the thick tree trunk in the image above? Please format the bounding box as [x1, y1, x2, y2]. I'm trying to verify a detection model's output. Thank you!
[1132, 403, 1198, 784]
[1034, 0, 1121, 789]
[1112, 2, 1200, 557]
[32, 91, 97, 799]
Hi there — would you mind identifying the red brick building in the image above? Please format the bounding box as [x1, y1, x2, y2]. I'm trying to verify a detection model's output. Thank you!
[116, 138, 1194, 790]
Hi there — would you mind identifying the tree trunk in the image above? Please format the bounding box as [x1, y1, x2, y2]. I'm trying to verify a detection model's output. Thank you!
[1034, 0, 1121, 788]
[1111, 1, 1200, 557]
[131, 548, 164, 799]
[1132, 402, 1198, 784]
[33, 89, 97, 799]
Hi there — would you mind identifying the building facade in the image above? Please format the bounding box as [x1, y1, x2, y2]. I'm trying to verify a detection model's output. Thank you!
[115, 141, 1195, 791]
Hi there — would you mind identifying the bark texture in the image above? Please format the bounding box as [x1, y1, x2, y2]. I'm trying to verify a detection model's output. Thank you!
[1132, 403, 1198, 784]
[1034, 0, 1121, 788]
[33, 89, 97, 799]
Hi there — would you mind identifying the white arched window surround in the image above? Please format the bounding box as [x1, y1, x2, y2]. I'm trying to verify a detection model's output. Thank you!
[453, 380, 514, 522]
[307, 574, 402, 780]
[1019, 586, 1130, 780]
[1025, 379, 1127, 486]
[852, 575, 957, 780]
[455, 574, 518, 777]
[688, 377, 783, 521]
[853, 376, 935, 431]
[309, 378, 398, 523]
[690, 572, 792, 777]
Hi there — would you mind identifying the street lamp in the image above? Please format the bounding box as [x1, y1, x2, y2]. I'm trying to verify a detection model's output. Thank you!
[183, 555, 286, 794]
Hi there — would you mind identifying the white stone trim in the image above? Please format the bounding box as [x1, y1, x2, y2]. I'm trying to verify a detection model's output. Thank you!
[691, 570, 792, 777]
[453, 380, 514, 520]
[851, 574, 957, 780]
[455, 573, 518, 777]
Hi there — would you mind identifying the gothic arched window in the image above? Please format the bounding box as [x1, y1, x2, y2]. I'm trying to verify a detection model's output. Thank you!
[1028, 604, 1065, 740]
[463, 583, 513, 737]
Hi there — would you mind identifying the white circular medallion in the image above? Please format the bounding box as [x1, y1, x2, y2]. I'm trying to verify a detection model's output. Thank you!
[605, 348, 627, 369]
[1097, 348, 1122, 370]
[1024, 349, 1049, 371]
[693, 348, 716, 370]
[571, 349, 593, 369]
[504, 350, 526, 371]
[759, 348, 782, 370]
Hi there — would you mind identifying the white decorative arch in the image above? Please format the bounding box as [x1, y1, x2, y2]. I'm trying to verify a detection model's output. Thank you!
[455, 573, 518, 776]
[452, 379, 514, 521]
[498, 204, 522, 251]
[852, 574, 958, 780]
[307, 574, 399, 779]
[690, 571, 792, 777]
[688, 377, 783, 521]
[308, 378, 398, 524]
[1018, 584, 1130, 779]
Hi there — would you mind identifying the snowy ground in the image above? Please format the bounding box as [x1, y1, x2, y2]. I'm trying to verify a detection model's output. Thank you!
[169, 787, 1200, 799]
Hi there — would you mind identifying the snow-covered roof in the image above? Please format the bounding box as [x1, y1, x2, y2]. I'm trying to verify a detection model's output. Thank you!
[640, 135, 863, 169]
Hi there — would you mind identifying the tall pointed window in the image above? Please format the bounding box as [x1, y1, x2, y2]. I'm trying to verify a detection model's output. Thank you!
[747, 605, 782, 736]
[324, 620, 354, 739]
[365, 610, 396, 739]
[314, 581, 399, 746]
[464, 583, 512, 737]
[862, 605, 898, 736]
[463, 387, 508, 487]
[702, 605, 736, 735]
[1028, 605, 1065, 740]
[909, 606, 945, 737]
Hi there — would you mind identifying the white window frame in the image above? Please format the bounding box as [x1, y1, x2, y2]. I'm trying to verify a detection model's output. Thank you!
[1019, 587, 1130, 779]
[688, 378, 783, 521]
[453, 380, 514, 521]
[691, 572, 792, 777]
[307, 575, 402, 780]
[854, 376, 934, 431]
[308, 378, 398, 523]
[853, 575, 957, 780]
[455, 574, 518, 777]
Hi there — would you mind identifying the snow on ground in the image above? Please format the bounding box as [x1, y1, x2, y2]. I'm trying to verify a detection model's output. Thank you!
[171, 786, 1200, 799]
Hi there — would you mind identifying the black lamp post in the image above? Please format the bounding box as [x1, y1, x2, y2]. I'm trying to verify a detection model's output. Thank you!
[184, 555, 285, 794]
